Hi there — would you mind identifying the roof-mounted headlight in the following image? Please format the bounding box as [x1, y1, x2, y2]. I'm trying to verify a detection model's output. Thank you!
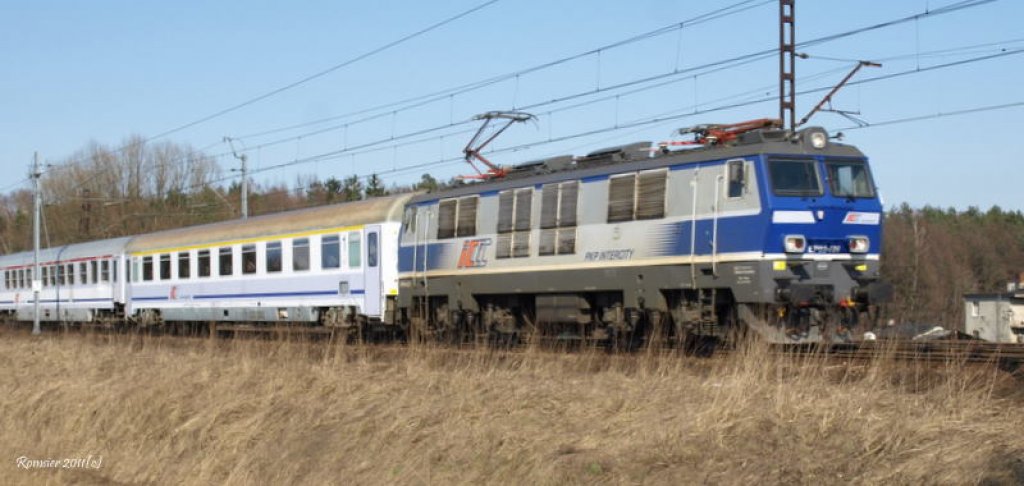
[808, 130, 827, 149]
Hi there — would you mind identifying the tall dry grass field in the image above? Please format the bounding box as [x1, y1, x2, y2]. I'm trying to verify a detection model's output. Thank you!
[1, 327, 1022, 485]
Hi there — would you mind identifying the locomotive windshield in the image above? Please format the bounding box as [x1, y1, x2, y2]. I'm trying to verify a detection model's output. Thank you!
[825, 159, 875, 198]
[768, 158, 822, 196]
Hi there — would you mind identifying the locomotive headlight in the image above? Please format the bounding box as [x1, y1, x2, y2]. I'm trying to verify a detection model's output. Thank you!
[809, 131, 828, 149]
[784, 235, 806, 254]
[848, 236, 870, 253]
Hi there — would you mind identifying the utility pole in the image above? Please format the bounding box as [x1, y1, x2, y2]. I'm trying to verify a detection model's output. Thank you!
[224, 137, 248, 219]
[31, 153, 41, 335]
[779, 0, 796, 132]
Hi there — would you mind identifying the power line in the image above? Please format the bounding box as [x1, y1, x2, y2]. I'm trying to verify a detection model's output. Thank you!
[147, 0, 502, 142]
[221, 0, 995, 160]
[0, 176, 31, 193]
[838, 100, 1024, 131]
[231, 0, 775, 141]
[31, 0, 1006, 200]
[36, 0, 768, 198]
[209, 46, 1024, 190]
[223, 44, 1024, 185]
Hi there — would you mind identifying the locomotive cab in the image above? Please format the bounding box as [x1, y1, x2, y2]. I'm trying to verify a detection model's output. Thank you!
[748, 128, 892, 342]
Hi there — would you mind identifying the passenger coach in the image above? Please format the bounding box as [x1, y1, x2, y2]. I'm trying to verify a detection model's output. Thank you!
[0, 237, 130, 324]
[125, 194, 413, 335]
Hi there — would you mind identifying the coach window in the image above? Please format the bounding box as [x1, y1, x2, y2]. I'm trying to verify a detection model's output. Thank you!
[367, 232, 378, 268]
[198, 250, 211, 278]
[99, 260, 109, 282]
[348, 232, 361, 268]
[58, 265, 66, 286]
[79, 262, 87, 285]
[242, 244, 257, 275]
[177, 252, 190, 279]
[19, 269, 25, 288]
[142, 256, 153, 281]
[266, 241, 282, 273]
[219, 247, 233, 277]
[322, 235, 341, 269]
[41, 267, 48, 287]
[292, 238, 310, 272]
[158, 254, 170, 281]
[726, 159, 746, 198]
[496, 188, 532, 259]
[66, 264, 73, 285]
[90, 260, 98, 284]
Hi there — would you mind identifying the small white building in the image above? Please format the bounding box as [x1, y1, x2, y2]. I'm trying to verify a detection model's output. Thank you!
[963, 290, 1024, 344]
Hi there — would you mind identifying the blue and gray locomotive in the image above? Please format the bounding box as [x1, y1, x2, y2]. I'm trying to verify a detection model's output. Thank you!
[396, 122, 891, 345]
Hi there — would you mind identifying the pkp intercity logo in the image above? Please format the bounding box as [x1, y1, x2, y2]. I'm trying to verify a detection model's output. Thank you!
[457, 238, 492, 268]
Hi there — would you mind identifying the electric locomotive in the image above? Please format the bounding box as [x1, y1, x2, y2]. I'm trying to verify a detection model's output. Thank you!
[395, 121, 891, 345]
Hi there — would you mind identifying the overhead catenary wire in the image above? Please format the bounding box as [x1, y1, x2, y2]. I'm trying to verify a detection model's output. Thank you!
[34, 0, 502, 184]
[218, 45, 1024, 187]
[194, 45, 1024, 194]
[217, 0, 997, 162]
[146, 0, 502, 142]
[27, 0, 776, 201]
[26, 0, 1006, 201]
[838, 100, 1024, 131]
[231, 0, 776, 141]
[43, 40, 1024, 208]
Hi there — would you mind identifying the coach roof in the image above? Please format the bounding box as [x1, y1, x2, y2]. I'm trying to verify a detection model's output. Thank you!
[126, 192, 416, 254]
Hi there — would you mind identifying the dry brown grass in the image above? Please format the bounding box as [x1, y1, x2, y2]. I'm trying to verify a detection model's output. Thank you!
[1, 327, 1022, 485]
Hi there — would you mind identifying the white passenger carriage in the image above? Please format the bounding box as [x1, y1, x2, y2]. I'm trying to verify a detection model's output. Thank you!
[0, 237, 130, 323]
[125, 194, 413, 329]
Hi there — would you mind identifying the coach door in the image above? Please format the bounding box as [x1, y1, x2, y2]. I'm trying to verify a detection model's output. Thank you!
[363, 226, 382, 317]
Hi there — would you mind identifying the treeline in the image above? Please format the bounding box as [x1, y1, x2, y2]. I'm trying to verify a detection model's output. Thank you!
[0, 137, 456, 254]
[881, 204, 1024, 327]
[1, 138, 1022, 329]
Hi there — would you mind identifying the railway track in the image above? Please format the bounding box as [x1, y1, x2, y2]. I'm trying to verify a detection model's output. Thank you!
[820, 339, 1024, 370]
[5, 320, 1023, 371]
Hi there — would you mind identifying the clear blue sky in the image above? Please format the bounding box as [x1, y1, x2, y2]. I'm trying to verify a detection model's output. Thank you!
[2, 0, 1022, 210]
